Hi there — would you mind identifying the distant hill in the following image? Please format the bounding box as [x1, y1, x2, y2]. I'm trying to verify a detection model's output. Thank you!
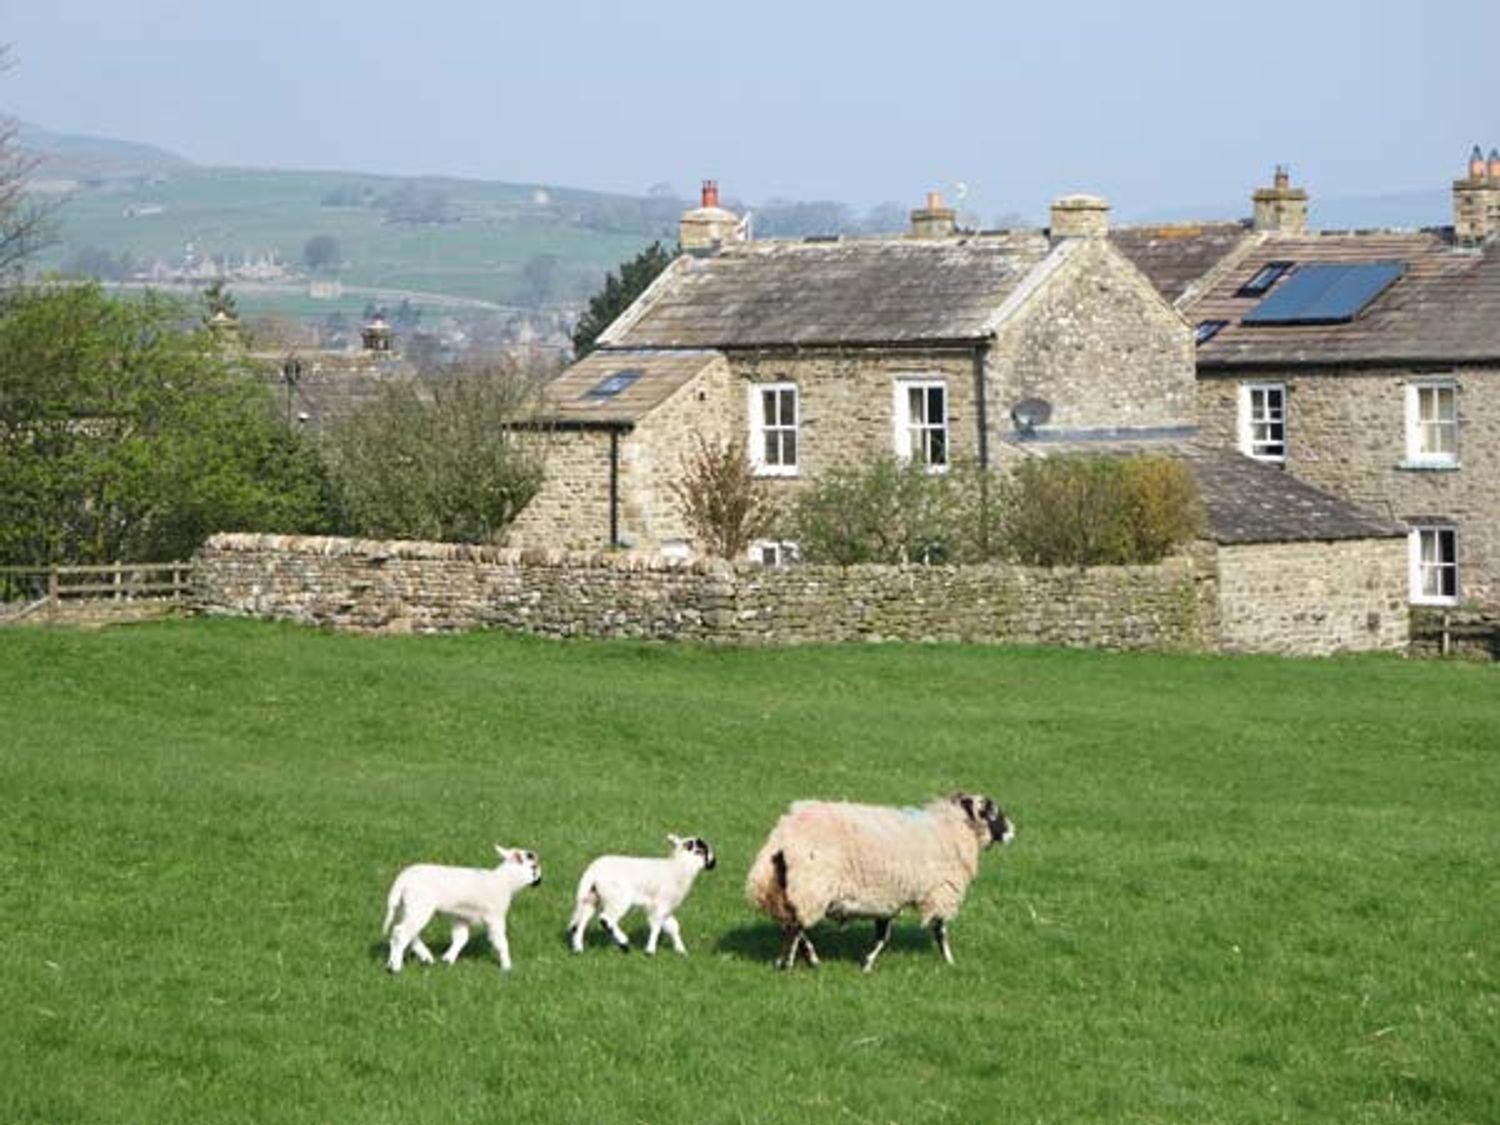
[19, 126, 684, 322]
[19, 122, 191, 181]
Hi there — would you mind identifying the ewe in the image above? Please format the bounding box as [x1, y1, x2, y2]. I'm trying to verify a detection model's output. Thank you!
[383, 846, 542, 972]
[569, 835, 716, 955]
[746, 793, 1014, 971]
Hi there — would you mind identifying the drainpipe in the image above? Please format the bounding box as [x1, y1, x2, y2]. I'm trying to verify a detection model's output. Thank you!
[608, 429, 621, 549]
[972, 345, 989, 470]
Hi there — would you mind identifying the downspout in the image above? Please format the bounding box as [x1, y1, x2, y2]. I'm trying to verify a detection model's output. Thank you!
[972, 344, 990, 470]
[608, 428, 620, 549]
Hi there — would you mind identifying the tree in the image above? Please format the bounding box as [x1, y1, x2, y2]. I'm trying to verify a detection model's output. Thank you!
[303, 233, 341, 273]
[322, 369, 544, 543]
[0, 284, 332, 566]
[1, 48, 57, 281]
[670, 435, 776, 559]
[570, 240, 675, 359]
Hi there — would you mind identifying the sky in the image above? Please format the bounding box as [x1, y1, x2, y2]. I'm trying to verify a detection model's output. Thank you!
[4, 0, 1497, 223]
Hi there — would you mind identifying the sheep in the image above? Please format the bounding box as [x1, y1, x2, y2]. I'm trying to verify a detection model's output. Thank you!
[383, 846, 542, 973]
[745, 793, 1014, 972]
[568, 835, 716, 955]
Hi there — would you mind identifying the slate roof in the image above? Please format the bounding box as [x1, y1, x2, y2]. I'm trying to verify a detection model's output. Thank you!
[1001, 436, 1405, 545]
[534, 348, 723, 426]
[600, 234, 1052, 350]
[1109, 222, 1253, 304]
[1186, 233, 1500, 366]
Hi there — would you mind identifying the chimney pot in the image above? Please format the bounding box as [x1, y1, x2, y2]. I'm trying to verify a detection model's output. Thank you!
[1489, 148, 1500, 181]
[1273, 164, 1290, 190]
[702, 179, 719, 208]
[926, 190, 944, 210]
[1469, 146, 1487, 180]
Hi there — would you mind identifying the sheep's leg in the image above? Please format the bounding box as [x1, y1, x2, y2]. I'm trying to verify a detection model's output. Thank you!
[485, 914, 513, 971]
[599, 913, 630, 952]
[388, 904, 434, 973]
[776, 928, 799, 969]
[932, 918, 954, 964]
[569, 900, 595, 953]
[442, 922, 471, 964]
[410, 937, 436, 965]
[861, 918, 892, 973]
[799, 932, 820, 967]
[662, 915, 687, 955]
[644, 912, 663, 956]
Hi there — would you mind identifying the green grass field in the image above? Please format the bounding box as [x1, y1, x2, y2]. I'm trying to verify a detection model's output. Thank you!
[1, 620, 1496, 1124]
[37, 167, 659, 310]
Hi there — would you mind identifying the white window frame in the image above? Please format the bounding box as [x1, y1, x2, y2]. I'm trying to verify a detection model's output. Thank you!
[750, 539, 800, 567]
[1409, 525, 1459, 606]
[1404, 380, 1459, 467]
[1238, 382, 1286, 462]
[893, 378, 949, 471]
[748, 382, 799, 477]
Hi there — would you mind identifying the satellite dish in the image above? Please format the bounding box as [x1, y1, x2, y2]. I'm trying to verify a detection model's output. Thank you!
[954, 181, 969, 202]
[1010, 397, 1052, 436]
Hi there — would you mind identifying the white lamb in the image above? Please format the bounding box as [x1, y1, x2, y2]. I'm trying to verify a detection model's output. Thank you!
[745, 792, 1014, 971]
[568, 835, 717, 955]
[383, 846, 542, 973]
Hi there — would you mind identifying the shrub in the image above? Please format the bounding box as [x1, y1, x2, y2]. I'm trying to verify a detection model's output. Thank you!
[323, 371, 544, 543]
[785, 458, 1007, 565]
[1004, 455, 1204, 566]
[670, 435, 776, 559]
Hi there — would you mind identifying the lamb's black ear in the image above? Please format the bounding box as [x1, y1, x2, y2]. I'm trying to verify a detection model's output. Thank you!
[955, 793, 978, 821]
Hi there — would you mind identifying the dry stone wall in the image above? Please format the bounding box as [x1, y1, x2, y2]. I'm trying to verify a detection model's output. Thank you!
[194, 533, 1219, 651]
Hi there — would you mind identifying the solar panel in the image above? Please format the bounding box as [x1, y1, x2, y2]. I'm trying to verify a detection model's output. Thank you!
[582, 368, 644, 399]
[1242, 262, 1405, 325]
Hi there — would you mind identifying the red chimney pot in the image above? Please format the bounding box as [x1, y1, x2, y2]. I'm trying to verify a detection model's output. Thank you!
[702, 180, 719, 208]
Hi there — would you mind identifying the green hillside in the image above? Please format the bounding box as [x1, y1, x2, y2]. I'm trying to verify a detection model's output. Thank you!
[34, 164, 679, 316]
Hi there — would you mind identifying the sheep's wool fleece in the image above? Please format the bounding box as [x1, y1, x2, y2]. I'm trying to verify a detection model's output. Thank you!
[746, 799, 984, 927]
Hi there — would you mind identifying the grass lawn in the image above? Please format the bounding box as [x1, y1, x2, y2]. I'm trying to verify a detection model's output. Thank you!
[1, 620, 1496, 1124]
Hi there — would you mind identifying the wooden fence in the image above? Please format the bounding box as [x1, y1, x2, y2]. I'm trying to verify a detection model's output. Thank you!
[0, 562, 192, 621]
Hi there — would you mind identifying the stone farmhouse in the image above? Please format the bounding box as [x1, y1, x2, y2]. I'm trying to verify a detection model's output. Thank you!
[1113, 155, 1500, 613]
[505, 181, 1409, 651]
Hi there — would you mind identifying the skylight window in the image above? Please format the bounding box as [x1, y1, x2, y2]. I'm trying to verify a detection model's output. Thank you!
[1242, 262, 1405, 326]
[582, 368, 643, 399]
[1236, 261, 1294, 297]
[1195, 320, 1229, 345]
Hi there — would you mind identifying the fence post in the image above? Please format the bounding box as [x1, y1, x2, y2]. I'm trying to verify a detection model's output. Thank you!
[48, 566, 59, 604]
[1441, 611, 1451, 657]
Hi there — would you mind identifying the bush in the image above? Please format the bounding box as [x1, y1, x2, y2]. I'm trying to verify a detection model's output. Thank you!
[1005, 455, 1204, 566]
[670, 435, 776, 559]
[784, 458, 1006, 565]
[323, 371, 544, 543]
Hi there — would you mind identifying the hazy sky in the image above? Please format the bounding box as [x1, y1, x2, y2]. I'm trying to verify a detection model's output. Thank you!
[5, 0, 1497, 221]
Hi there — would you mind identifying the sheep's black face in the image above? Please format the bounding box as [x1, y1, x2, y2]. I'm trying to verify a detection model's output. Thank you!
[954, 793, 1015, 847]
[987, 808, 1015, 845]
[686, 837, 717, 870]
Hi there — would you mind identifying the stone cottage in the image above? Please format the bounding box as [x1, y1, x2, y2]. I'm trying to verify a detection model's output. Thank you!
[1112, 158, 1500, 612]
[501, 183, 1408, 650]
[512, 186, 1195, 553]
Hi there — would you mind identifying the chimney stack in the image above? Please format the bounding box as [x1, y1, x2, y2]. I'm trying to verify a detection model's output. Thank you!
[908, 190, 958, 238]
[1252, 165, 1309, 234]
[1049, 194, 1111, 241]
[1454, 146, 1500, 245]
[679, 178, 743, 253]
[1469, 145, 1487, 181]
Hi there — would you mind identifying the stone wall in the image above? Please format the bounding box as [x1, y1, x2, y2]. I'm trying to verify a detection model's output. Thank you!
[989, 238, 1197, 434]
[1198, 365, 1500, 607]
[194, 533, 1220, 651]
[1215, 537, 1410, 655]
[504, 428, 615, 551]
[193, 533, 1407, 655]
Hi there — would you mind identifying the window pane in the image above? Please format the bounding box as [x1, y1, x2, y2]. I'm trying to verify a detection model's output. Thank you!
[783, 431, 797, 464]
[908, 386, 926, 424]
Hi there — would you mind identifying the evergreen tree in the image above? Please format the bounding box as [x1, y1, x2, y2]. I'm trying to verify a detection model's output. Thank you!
[570, 240, 675, 359]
